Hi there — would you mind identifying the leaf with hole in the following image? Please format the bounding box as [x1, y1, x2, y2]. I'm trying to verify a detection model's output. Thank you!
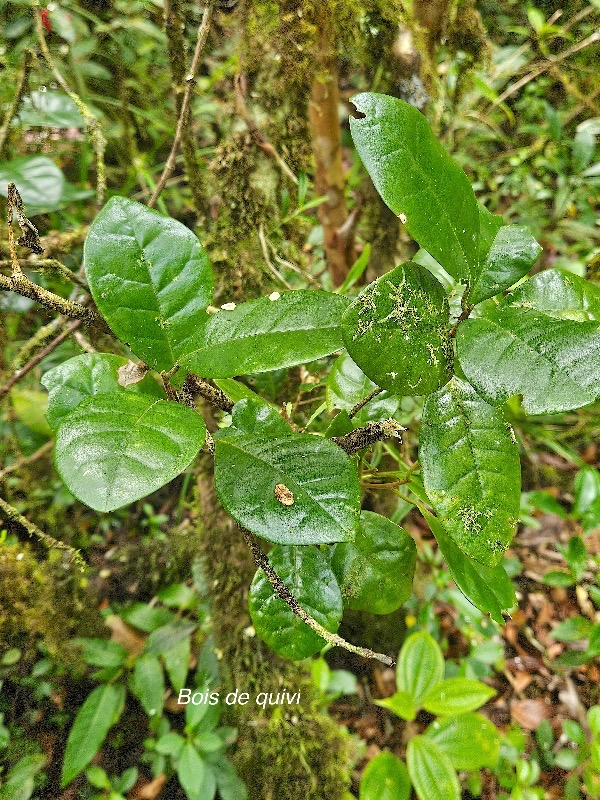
[54, 393, 206, 512]
[420, 377, 521, 566]
[350, 93, 479, 282]
[84, 196, 214, 370]
[180, 290, 349, 377]
[341, 263, 452, 395]
[248, 545, 343, 660]
[214, 433, 360, 544]
[331, 511, 416, 614]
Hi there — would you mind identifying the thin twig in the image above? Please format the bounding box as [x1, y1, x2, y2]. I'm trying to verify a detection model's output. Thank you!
[149, 2, 213, 208]
[0, 320, 82, 400]
[449, 304, 475, 338]
[0, 441, 53, 482]
[349, 387, 384, 419]
[0, 494, 86, 572]
[34, 3, 107, 207]
[0, 48, 33, 157]
[241, 528, 395, 667]
[234, 73, 298, 185]
[259, 224, 293, 289]
[0, 258, 88, 289]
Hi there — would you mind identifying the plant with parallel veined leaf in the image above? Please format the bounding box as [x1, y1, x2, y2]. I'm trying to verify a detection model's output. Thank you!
[42, 91, 600, 665]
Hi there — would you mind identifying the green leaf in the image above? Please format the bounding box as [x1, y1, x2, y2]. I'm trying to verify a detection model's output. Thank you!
[341, 263, 452, 395]
[248, 544, 343, 660]
[42, 353, 164, 430]
[19, 90, 86, 128]
[214, 433, 360, 545]
[422, 509, 515, 623]
[84, 196, 214, 371]
[350, 92, 479, 282]
[73, 638, 128, 668]
[228, 398, 291, 437]
[422, 677, 496, 715]
[375, 690, 417, 721]
[420, 377, 521, 566]
[469, 224, 541, 305]
[61, 684, 125, 786]
[326, 353, 399, 426]
[11, 390, 52, 437]
[131, 653, 164, 717]
[508, 268, 600, 322]
[359, 752, 411, 800]
[0, 156, 65, 210]
[163, 635, 191, 693]
[426, 712, 500, 769]
[407, 736, 460, 800]
[457, 275, 600, 413]
[146, 621, 197, 655]
[156, 732, 185, 757]
[180, 290, 349, 377]
[397, 631, 444, 704]
[331, 511, 416, 614]
[177, 742, 205, 800]
[54, 393, 205, 512]
[213, 755, 248, 800]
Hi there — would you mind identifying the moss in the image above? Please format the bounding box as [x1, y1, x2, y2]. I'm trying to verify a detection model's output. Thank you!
[0, 542, 102, 660]
[194, 473, 354, 800]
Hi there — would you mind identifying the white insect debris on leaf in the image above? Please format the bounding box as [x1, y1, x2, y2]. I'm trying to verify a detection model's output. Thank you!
[274, 483, 294, 506]
[221, 302, 236, 311]
[269, 291, 281, 301]
[398, 213, 407, 224]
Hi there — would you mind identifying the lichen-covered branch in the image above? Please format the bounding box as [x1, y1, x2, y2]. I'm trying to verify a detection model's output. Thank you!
[241, 527, 395, 667]
[0, 48, 33, 157]
[183, 372, 234, 412]
[333, 419, 406, 455]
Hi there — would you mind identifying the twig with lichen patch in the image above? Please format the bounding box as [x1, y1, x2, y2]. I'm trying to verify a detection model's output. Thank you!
[241, 527, 395, 667]
[0, 494, 86, 572]
[0, 48, 34, 158]
[183, 372, 234, 412]
[333, 419, 406, 455]
[349, 387, 384, 419]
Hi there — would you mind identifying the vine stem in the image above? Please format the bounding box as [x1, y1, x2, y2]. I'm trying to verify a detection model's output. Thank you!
[0, 495, 86, 572]
[149, 2, 214, 208]
[0, 48, 33, 157]
[241, 527, 395, 667]
[349, 387, 384, 419]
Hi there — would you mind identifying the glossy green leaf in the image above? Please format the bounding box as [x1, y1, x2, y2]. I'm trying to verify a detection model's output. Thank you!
[19, 90, 86, 128]
[130, 653, 164, 717]
[469, 224, 541, 305]
[426, 712, 500, 769]
[177, 742, 205, 800]
[42, 353, 164, 430]
[359, 752, 411, 800]
[397, 631, 444, 704]
[341, 263, 452, 395]
[54, 393, 206, 511]
[248, 545, 343, 660]
[326, 353, 399, 426]
[214, 433, 360, 544]
[228, 398, 291, 437]
[375, 690, 417, 721]
[0, 155, 65, 209]
[420, 377, 521, 566]
[422, 677, 496, 715]
[331, 511, 416, 614]
[350, 92, 479, 282]
[163, 635, 191, 693]
[11, 390, 52, 437]
[407, 736, 460, 800]
[457, 274, 600, 413]
[507, 268, 600, 322]
[84, 196, 214, 370]
[61, 684, 125, 786]
[180, 290, 349, 377]
[422, 509, 515, 623]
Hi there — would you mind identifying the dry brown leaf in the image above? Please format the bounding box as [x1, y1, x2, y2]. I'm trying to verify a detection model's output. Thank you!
[510, 698, 551, 730]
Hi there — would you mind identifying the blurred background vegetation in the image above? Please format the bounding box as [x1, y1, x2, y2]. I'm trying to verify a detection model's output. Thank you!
[0, 1, 599, 798]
